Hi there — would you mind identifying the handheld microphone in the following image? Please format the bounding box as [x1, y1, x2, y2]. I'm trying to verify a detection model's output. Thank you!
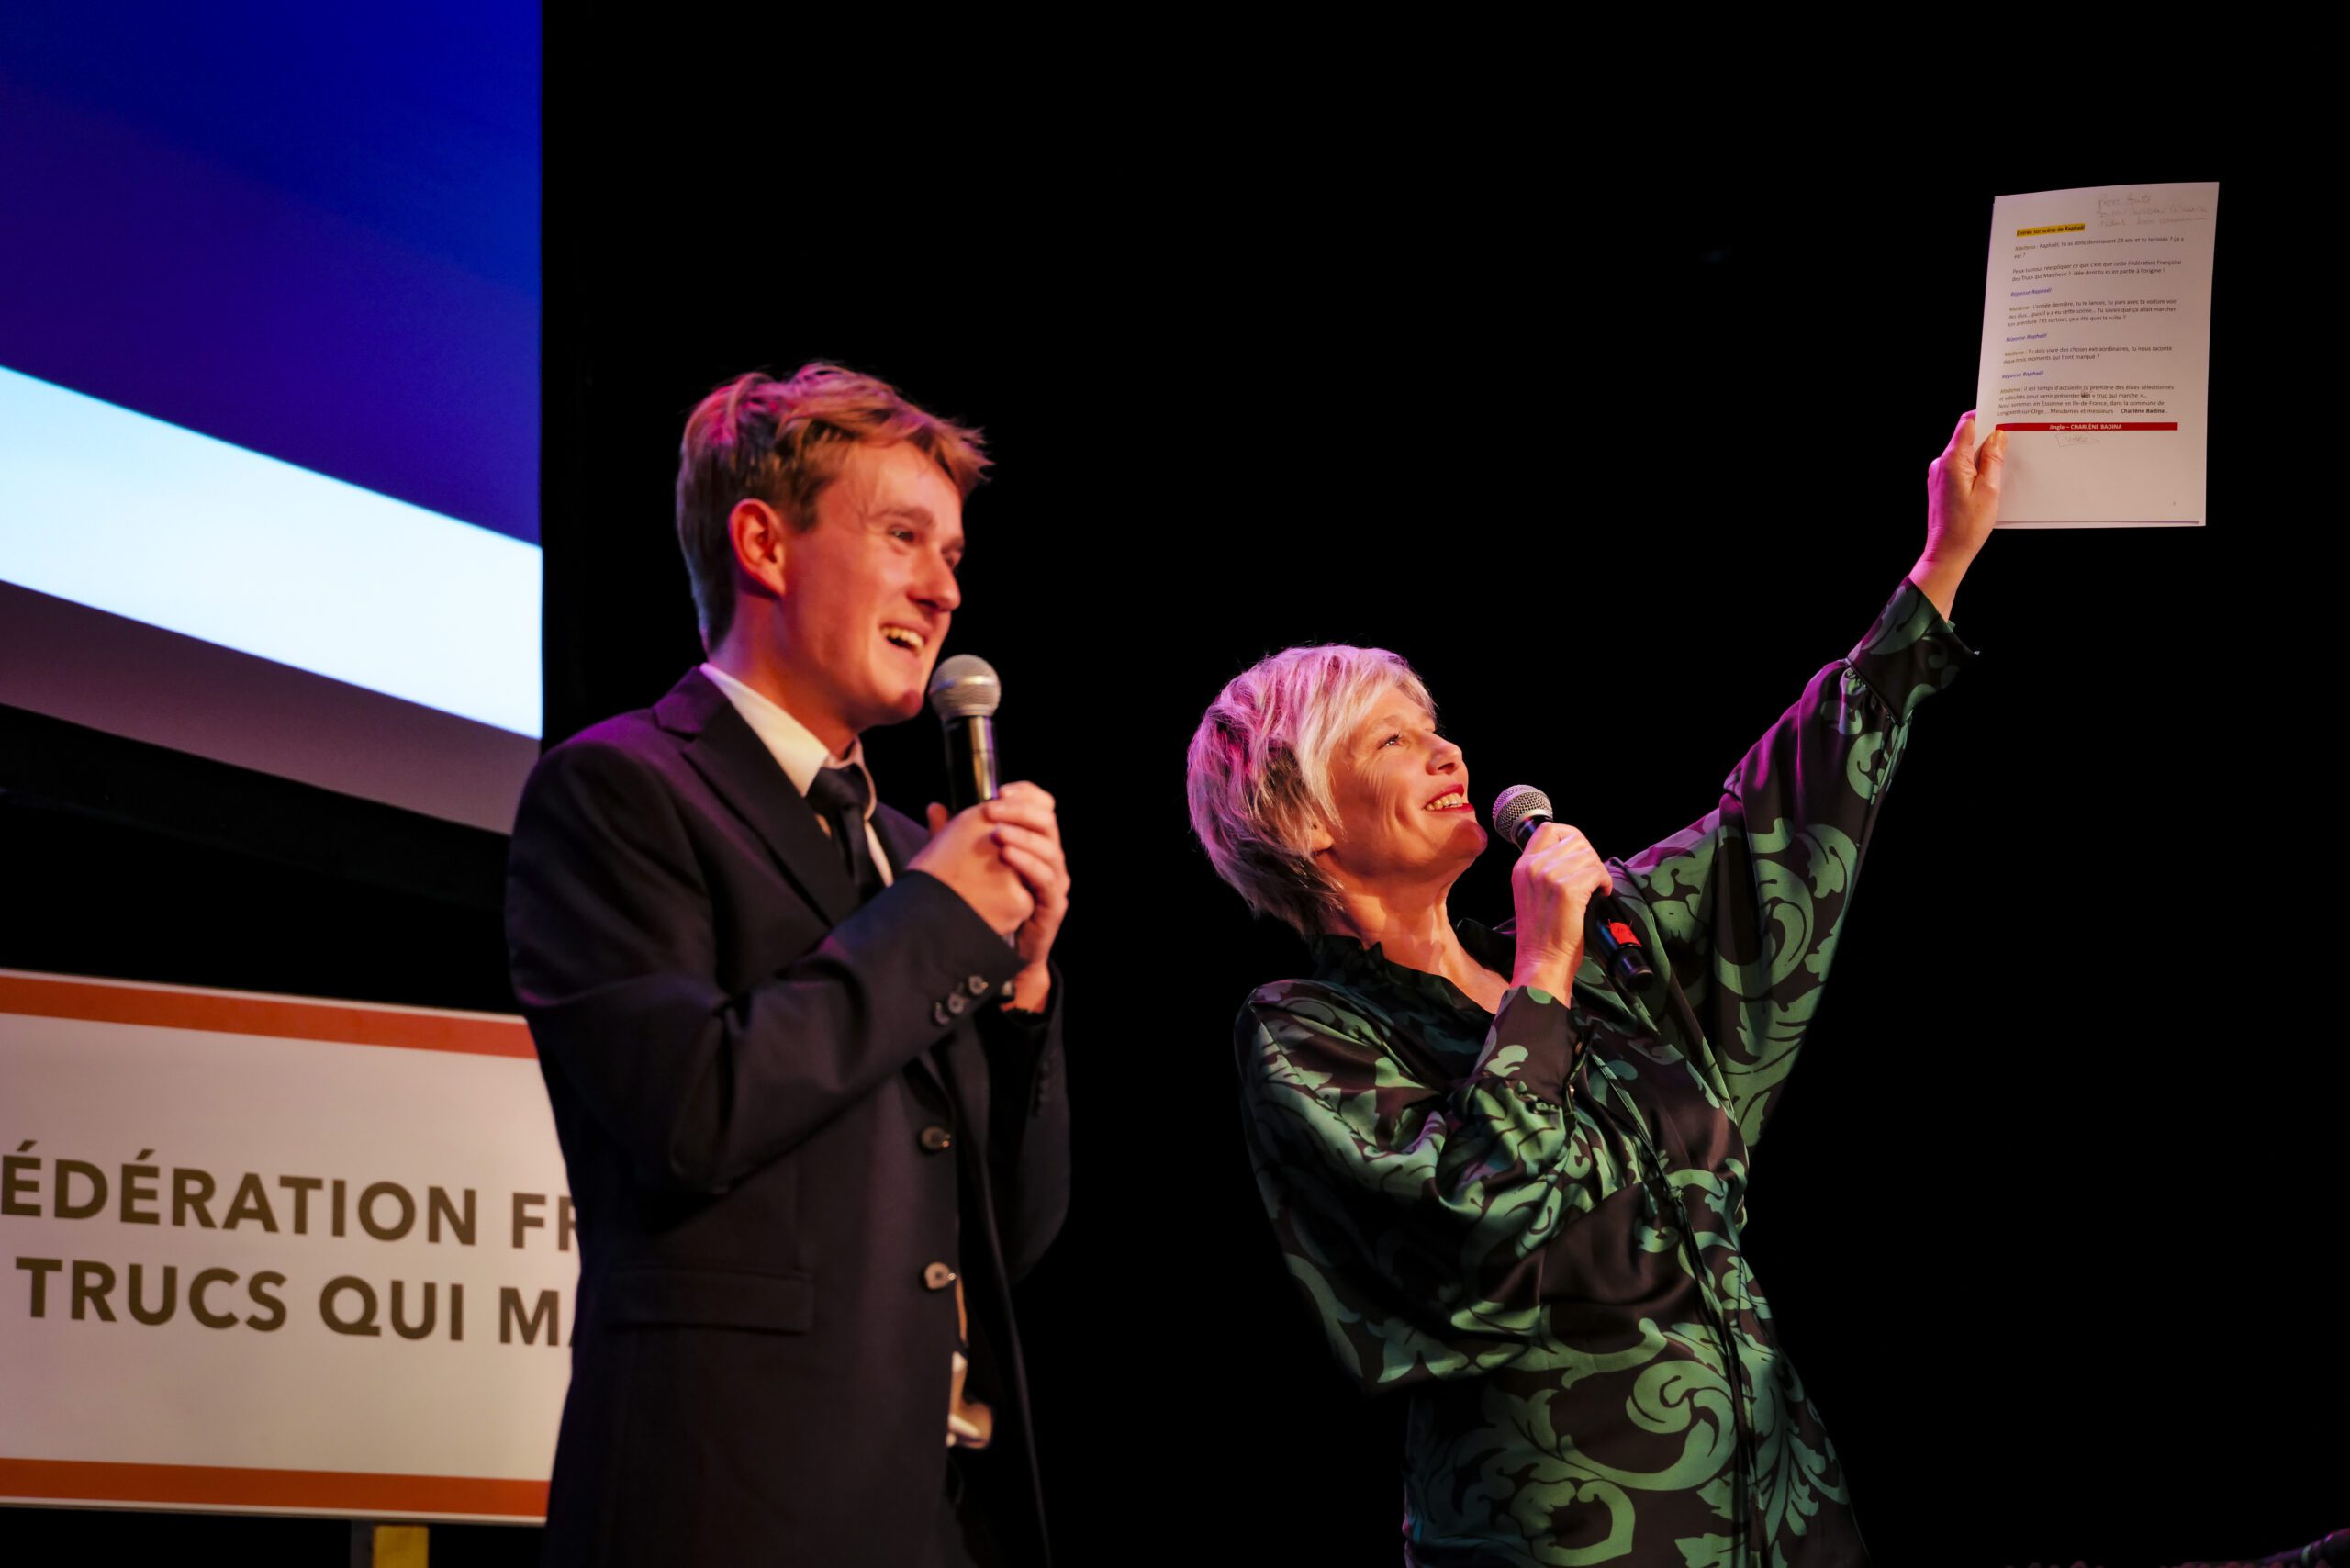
[1490, 785, 1656, 994]
[927, 655, 1002, 813]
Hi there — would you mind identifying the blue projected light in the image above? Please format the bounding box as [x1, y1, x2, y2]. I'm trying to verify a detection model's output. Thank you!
[0, 6, 543, 825]
[0, 367, 542, 738]
[0, 8, 542, 545]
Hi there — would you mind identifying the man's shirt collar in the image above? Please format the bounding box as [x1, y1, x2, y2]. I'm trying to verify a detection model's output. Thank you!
[699, 662, 878, 822]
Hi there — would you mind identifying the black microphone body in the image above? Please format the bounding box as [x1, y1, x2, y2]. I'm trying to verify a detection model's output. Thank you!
[928, 655, 1003, 813]
[1581, 895, 1657, 995]
[942, 713, 999, 813]
[1491, 785, 1657, 994]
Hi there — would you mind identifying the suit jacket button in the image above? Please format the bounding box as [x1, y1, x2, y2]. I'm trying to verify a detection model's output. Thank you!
[966, 974, 990, 997]
[932, 1002, 952, 1027]
[946, 992, 966, 1015]
[920, 1125, 952, 1152]
[923, 1262, 957, 1291]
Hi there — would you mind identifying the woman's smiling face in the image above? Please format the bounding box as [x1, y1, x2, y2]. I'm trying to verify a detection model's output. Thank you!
[1316, 688, 1487, 894]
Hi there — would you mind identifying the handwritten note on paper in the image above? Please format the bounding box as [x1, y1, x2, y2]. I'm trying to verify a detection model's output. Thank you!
[1974, 182, 2219, 527]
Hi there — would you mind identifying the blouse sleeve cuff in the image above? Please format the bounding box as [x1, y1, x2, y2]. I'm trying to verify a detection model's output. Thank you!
[1475, 985, 1589, 1106]
[1847, 577, 1979, 722]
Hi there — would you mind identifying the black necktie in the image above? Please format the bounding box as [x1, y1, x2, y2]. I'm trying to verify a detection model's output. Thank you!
[805, 766, 884, 904]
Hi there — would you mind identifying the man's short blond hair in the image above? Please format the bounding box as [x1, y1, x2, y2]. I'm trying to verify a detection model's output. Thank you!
[1185, 644, 1437, 936]
[675, 364, 990, 647]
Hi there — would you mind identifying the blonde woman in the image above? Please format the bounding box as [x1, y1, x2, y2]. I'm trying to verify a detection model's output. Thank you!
[1184, 414, 2002, 1565]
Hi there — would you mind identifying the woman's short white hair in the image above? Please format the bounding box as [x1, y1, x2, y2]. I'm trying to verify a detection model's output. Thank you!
[1185, 644, 1436, 936]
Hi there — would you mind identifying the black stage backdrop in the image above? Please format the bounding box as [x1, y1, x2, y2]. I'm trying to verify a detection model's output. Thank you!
[3, 59, 2333, 1568]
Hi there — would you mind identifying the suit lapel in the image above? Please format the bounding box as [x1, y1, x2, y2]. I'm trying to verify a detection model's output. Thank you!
[656, 671, 858, 928]
[657, 673, 974, 1106]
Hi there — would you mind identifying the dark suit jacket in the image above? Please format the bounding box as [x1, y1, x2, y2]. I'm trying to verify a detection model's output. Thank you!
[505, 668, 1070, 1567]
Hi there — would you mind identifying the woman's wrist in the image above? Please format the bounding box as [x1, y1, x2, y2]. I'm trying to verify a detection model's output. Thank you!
[1512, 946, 1580, 1001]
[1906, 550, 1975, 622]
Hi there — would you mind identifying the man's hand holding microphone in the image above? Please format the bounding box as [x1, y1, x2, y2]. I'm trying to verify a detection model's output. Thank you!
[912, 655, 1069, 1012]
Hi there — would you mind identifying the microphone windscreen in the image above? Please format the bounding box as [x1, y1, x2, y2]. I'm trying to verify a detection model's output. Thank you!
[928, 655, 1002, 720]
[1491, 785, 1554, 849]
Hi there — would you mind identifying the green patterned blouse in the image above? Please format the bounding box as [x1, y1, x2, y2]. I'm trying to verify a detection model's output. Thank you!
[1235, 580, 1973, 1567]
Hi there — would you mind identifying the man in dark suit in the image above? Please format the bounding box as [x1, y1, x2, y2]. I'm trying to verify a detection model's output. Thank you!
[506, 364, 1071, 1567]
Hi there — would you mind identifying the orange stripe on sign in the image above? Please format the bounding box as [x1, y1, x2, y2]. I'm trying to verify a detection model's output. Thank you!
[0, 973, 535, 1059]
[0, 1456, 547, 1518]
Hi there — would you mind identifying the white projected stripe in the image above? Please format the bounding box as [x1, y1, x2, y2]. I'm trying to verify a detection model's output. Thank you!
[0, 366, 541, 737]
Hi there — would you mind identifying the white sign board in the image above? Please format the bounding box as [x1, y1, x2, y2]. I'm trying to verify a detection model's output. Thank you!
[0, 970, 573, 1521]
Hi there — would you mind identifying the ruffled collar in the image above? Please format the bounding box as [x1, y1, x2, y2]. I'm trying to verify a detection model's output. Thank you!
[1307, 919, 1515, 1018]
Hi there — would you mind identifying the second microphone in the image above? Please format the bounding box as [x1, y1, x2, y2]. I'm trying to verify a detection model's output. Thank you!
[1490, 784, 1656, 993]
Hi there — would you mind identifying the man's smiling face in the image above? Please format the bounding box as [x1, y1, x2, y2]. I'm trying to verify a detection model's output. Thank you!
[774, 439, 965, 746]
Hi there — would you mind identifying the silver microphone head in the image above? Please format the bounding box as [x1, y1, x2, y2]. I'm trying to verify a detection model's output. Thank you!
[1491, 784, 1554, 850]
[927, 654, 1002, 721]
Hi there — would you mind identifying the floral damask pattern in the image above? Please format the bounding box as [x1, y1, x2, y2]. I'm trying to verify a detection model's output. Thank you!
[1237, 581, 1973, 1566]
